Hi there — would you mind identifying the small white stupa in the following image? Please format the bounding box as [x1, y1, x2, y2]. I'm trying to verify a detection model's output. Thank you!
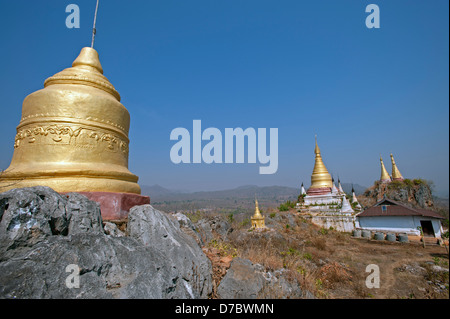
[351, 185, 362, 211]
[341, 196, 355, 213]
[338, 178, 344, 194]
[300, 183, 306, 195]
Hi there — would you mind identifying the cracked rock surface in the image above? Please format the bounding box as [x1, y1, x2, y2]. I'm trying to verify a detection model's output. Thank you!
[0, 187, 212, 299]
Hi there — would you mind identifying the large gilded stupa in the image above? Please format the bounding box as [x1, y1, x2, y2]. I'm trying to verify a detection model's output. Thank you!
[0, 47, 149, 219]
[296, 136, 357, 232]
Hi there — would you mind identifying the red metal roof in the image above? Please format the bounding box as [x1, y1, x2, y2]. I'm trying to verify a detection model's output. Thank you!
[357, 197, 444, 219]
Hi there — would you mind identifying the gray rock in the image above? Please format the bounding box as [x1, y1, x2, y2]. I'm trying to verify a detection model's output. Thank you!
[0, 187, 213, 299]
[65, 192, 104, 236]
[431, 265, 449, 273]
[195, 216, 232, 243]
[217, 258, 266, 299]
[172, 212, 204, 246]
[217, 258, 302, 299]
[104, 222, 125, 237]
[0, 186, 68, 259]
[414, 184, 434, 208]
[127, 205, 213, 298]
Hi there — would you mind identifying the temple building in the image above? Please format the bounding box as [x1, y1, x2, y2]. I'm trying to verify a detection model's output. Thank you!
[296, 137, 357, 232]
[0, 47, 149, 220]
[356, 197, 444, 239]
[251, 198, 266, 229]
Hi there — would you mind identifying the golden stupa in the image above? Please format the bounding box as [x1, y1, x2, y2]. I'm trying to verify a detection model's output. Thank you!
[309, 136, 333, 190]
[379, 155, 391, 183]
[0, 47, 141, 194]
[251, 198, 266, 229]
[390, 153, 404, 181]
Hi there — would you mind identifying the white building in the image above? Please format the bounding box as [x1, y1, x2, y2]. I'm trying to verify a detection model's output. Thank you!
[356, 197, 444, 237]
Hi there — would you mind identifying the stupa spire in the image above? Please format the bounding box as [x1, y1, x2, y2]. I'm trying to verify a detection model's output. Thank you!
[380, 155, 391, 183]
[390, 153, 404, 181]
[309, 136, 333, 190]
[254, 197, 262, 218]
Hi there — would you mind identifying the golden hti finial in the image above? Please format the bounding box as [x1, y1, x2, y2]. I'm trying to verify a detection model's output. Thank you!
[251, 196, 266, 229]
[314, 134, 320, 154]
[390, 153, 404, 181]
[380, 155, 391, 183]
[310, 136, 333, 189]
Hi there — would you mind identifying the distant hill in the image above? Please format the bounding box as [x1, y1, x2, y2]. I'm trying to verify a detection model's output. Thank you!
[141, 182, 367, 213]
[140, 185, 183, 197]
[341, 183, 366, 196]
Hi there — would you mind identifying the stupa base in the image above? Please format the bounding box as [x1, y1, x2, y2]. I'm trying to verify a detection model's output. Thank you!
[64, 191, 150, 221]
[306, 187, 332, 196]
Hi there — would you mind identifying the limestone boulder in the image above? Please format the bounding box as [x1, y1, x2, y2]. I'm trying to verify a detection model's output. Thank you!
[216, 257, 304, 299]
[0, 187, 213, 299]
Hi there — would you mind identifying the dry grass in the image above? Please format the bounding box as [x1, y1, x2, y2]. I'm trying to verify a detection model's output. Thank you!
[203, 210, 449, 299]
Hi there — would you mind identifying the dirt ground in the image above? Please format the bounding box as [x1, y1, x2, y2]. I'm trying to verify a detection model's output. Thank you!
[318, 235, 449, 299]
[207, 210, 449, 299]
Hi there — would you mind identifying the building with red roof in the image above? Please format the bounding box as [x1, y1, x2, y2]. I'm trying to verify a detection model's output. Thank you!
[356, 197, 444, 238]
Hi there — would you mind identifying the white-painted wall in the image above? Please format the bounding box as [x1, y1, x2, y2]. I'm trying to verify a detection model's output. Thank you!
[357, 215, 442, 237]
[311, 215, 356, 233]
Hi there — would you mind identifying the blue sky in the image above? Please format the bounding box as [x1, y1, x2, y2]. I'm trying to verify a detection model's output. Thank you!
[0, 0, 448, 196]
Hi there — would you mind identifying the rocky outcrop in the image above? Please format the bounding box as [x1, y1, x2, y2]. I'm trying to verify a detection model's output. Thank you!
[195, 216, 232, 243]
[0, 187, 213, 299]
[216, 258, 303, 299]
[361, 180, 435, 210]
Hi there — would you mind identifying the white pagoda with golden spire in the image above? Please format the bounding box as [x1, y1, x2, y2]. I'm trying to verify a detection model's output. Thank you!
[296, 136, 357, 232]
[303, 137, 342, 206]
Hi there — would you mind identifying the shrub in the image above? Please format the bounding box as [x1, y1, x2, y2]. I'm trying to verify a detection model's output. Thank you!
[413, 178, 426, 186]
[302, 252, 313, 260]
[317, 262, 352, 289]
[240, 218, 250, 228]
[185, 210, 205, 223]
[403, 178, 413, 187]
[388, 180, 404, 190]
[278, 200, 295, 211]
[312, 237, 327, 251]
[281, 247, 300, 257]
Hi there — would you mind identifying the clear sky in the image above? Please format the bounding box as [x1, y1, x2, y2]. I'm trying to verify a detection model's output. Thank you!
[0, 1, 448, 196]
